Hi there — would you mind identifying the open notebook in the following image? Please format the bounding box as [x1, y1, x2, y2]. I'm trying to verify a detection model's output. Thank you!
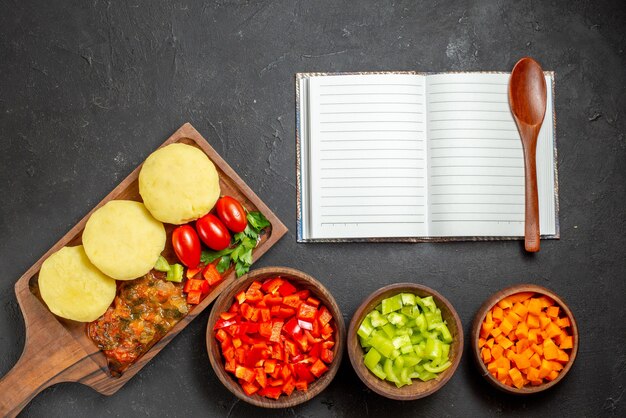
[296, 72, 559, 242]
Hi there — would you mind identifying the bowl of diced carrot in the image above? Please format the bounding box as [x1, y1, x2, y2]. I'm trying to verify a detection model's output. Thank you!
[471, 284, 578, 394]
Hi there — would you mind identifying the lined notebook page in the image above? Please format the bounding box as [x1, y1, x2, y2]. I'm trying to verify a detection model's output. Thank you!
[307, 74, 427, 239]
[425, 73, 556, 237]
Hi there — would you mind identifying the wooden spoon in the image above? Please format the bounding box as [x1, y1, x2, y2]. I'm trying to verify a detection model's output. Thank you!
[509, 57, 547, 252]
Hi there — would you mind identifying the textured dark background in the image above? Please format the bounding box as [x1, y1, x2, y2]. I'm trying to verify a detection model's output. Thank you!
[1, 0, 625, 417]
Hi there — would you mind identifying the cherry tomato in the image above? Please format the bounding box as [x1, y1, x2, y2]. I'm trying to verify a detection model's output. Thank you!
[216, 196, 247, 233]
[171, 225, 201, 268]
[196, 213, 231, 251]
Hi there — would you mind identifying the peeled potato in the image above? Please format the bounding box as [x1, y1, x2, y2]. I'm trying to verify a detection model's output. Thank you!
[39, 246, 116, 322]
[83, 200, 166, 280]
[139, 143, 220, 225]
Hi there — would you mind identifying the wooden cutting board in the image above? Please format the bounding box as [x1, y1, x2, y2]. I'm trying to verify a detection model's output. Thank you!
[0, 123, 288, 417]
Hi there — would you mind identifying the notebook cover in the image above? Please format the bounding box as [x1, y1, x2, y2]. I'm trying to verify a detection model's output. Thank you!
[295, 71, 560, 243]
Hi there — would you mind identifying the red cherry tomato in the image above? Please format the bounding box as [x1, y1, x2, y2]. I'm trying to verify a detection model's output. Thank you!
[216, 196, 247, 233]
[196, 213, 231, 251]
[171, 225, 201, 268]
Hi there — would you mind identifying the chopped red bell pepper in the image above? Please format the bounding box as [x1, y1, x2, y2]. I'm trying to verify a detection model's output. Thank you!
[215, 277, 337, 401]
[321, 348, 334, 364]
[275, 307, 296, 319]
[258, 386, 282, 399]
[283, 318, 301, 338]
[203, 263, 222, 285]
[241, 381, 260, 396]
[261, 277, 284, 294]
[184, 278, 209, 294]
[259, 322, 272, 338]
[187, 290, 202, 305]
[255, 367, 267, 388]
[269, 321, 283, 343]
[293, 363, 315, 383]
[235, 365, 256, 383]
[295, 289, 310, 300]
[277, 281, 297, 296]
[297, 303, 317, 322]
[282, 294, 302, 309]
[186, 265, 203, 279]
[310, 359, 329, 378]
[282, 377, 296, 395]
[318, 306, 333, 326]
[235, 290, 246, 304]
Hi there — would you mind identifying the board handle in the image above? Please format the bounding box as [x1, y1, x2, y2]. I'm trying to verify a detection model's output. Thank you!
[0, 287, 94, 417]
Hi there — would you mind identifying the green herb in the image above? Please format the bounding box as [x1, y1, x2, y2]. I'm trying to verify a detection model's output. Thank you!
[200, 211, 270, 277]
[247, 212, 270, 230]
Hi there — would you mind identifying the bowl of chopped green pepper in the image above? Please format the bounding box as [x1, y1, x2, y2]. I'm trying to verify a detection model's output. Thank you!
[348, 283, 463, 400]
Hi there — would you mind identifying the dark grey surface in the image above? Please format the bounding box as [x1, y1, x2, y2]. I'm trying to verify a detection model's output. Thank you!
[1, 0, 625, 416]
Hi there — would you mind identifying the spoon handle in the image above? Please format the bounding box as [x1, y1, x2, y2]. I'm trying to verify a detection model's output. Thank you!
[519, 124, 541, 252]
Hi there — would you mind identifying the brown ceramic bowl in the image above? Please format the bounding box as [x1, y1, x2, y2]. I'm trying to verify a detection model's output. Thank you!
[206, 266, 345, 408]
[347, 283, 464, 400]
[471, 284, 579, 395]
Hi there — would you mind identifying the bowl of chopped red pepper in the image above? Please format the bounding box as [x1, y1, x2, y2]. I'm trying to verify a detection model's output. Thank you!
[206, 266, 345, 408]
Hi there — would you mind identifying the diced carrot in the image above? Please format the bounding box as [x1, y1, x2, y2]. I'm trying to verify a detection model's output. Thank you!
[513, 354, 530, 370]
[497, 367, 508, 382]
[490, 327, 503, 338]
[499, 319, 513, 335]
[543, 339, 559, 360]
[527, 314, 540, 329]
[559, 335, 573, 350]
[539, 314, 551, 330]
[486, 310, 493, 324]
[508, 331, 518, 342]
[486, 338, 495, 349]
[538, 360, 552, 378]
[526, 367, 540, 382]
[521, 347, 534, 360]
[512, 302, 528, 318]
[529, 353, 541, 368]
[556, 317, 571, 328]
[508, 292, 534, 304]
[492, 305, 504, 320]
[515, 322, 529, 340]
[509, 368, 524, 389]
[546, 322, 561, 339]
[497, 298, 513, 310]
[556, 349, 570, 363]
[482, 321, 494, 334]
[550, 361, 564, 371]
[495, 356, 510, 370]
[528, 328, 539, 344]
[506, 349, 516, 361]
[481, 347, 492, 363]
[530, 344, 543, 356]
[478, 337, 486, 348]
[537, 295, 554, 308]
[506, 311, 521, 327]
[492, 344, 504, 360]
[527, 298, 542, 316]
[500, 337, 514, 350]
[546, 306, 559, 318]
[487, 361, 498, 373]
[545, 370, 559, 381]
